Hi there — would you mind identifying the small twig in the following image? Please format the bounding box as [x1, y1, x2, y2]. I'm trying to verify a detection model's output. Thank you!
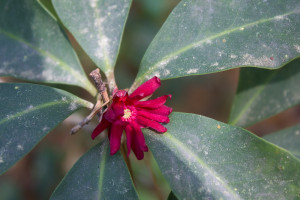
[90, 68, 110, 102]
[70, 98, 102, 135]
[70, 68, 111, 135]
[145, 153, 164, 200]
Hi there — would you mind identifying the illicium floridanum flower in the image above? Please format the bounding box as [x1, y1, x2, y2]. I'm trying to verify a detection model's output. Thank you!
[91, 76, 172, 160]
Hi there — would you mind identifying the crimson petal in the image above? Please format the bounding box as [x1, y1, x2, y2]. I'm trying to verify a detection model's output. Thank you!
[112, 102, 125, 117]
[141, 105, 173, 116]
[104, 106, 117, 122]
[131, 136, 145, 160]
[129, 76, 161, 100]
[91, 118, 111, 140]
[137, 109, 170, 123]
[137, 116, 167, 133]
[109, 124, 124, 155]
[132, 121, 148, 151]
[125, 125, 133, 156]
[135, 95, 171, 109]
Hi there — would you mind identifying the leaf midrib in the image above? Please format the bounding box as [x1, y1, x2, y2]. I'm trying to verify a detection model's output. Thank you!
[0, 29, 87, 86]
[0, 100, 69, 126]
[98, 143, 108, 199]
[135, 10, 298, 85]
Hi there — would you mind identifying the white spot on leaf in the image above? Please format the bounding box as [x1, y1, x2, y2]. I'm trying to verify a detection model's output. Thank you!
[186, 68, 198, 74]
[212, 62, 219, 67]
[17, 145, 24, 151]
[68, 102, 78, 111]
[230, 54, 237, 59]
[157, 56, 179, 69]
[294, 45, 300, 53]
[80, 28, 89, 34]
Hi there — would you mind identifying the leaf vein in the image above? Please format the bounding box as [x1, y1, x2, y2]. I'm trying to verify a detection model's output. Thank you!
[136, 10, 298, 85]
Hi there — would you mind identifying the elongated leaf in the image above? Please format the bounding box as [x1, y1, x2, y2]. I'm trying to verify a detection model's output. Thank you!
[0, 0, 96, 95]
[145, 112, 300, 199]
[52, 0, 132, 76]
[264, 124, 300, 159]
[51, 141, 138, 200]
[0, 83, 93, 175]
[132, 0, 300, 89]
[229, 58, 300, 127]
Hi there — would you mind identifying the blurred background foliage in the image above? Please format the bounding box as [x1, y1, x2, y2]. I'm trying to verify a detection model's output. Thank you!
[0, 0, 299, 199]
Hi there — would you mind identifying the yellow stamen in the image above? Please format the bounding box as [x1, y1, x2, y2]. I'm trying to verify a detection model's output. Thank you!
[123, 109, 132, 119]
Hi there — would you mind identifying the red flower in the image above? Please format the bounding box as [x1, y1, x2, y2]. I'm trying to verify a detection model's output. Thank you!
[91, 76, 172, 160]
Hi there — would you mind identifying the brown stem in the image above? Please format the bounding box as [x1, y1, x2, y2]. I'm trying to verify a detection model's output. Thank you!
[89, 68, 110, 102]
[70, 97, 101, 134]
[70, 68, 111, 134]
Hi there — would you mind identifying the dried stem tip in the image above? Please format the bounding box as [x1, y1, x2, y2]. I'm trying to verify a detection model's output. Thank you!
[89, 68, 109, 102]
[70, 68, 111, 135]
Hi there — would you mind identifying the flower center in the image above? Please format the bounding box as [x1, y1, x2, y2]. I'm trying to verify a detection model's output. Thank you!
[121, 106, 136, 122]
[123, 109, 132, 119]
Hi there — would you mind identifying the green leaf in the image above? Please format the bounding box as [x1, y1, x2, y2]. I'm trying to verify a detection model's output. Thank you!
[0, 83, 92, 175]
[264, 125, 300, 159]
[145, 112, 300, 199]
[37, 0, 59, 21]
[229, 58, 300, 127]
[0, 0, 96, 95]
[132, 0, 300, 88]
[50, 141, 139, 200]
[52, 0, 132, 76]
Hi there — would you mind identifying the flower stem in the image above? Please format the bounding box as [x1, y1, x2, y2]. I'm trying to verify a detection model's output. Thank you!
[120, 141, 135, 186]
[145, 153, 165, 200]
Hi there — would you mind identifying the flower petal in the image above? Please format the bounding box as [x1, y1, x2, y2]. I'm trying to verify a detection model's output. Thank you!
[113, 90, 128, 102]
[131, 139, 144, 160]
[91, 118, 110, 140]
[135, 95, 171, 109]
[129, 76, 161, 100]
[132, 121, 148, 151]
[112, 102, 125, 117]
[125, 125, 133, 156]
[142, 105, 173, 116]
[104, 106, 117, 122]
[137, 109, 170, 123]
[137, 116, 167, 133]
[109, 124, 124, 155]
[104, 102, 125, 122]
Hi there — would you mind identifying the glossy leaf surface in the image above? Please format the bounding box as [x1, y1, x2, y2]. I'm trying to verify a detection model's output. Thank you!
[0, 0, 96, 95]
[264, 124, 300, 159]
[0, 83, 92, 175]
[133, 0, 300, 88]
[51, 141, 138, 200]
[37, 0, 59, 21]
[52, 0, 132, 75]
[229, 58, 300, 127]
[145, 112, 300, 199]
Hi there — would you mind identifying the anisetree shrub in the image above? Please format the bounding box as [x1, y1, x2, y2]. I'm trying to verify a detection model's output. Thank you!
[0, 0, 300, 199]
